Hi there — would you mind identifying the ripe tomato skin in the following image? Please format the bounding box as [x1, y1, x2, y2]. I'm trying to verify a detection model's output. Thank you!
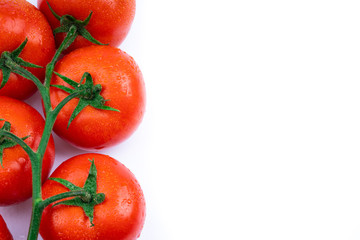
[49, 46, 145, 149]
[0, 96, 55, 205]
[0, 215, 13, 240]
[0, 0, 55, 100]
[38, 0, 136, 53]
[40, 153, 146, 240]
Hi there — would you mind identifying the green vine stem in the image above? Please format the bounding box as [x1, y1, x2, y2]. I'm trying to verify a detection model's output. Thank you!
[0, 92, 83, 240]
[44, 25, 77, 88]
[26, 91, 82, 240]
[43, 25, 78, 116]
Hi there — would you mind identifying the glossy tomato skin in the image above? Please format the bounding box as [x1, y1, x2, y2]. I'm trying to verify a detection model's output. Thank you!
[49, 46, 145, 149]
[0, 0, 55, 100]
[38, 0, 136, 53]
[0, 96, 55, 205]
[40, 153, 146, 240]
[0, 215, 13, 240]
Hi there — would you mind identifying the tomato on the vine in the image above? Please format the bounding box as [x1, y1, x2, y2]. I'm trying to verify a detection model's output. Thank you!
[38, 0, 136, 53]
[40, 153, 146, 240]
[0, 96, 55, 205]
[49, 45, 145, 149]
[0, 0, 55, 100]
[0, 215, 13, 240]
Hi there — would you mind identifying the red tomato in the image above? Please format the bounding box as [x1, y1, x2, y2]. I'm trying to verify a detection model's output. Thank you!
[40, 153, 146, 240]
[49, 46, 145, 149]
[0, 96, 55, 205]
[0, 0, 55, 100]
[38, 0, 136, 53]
[0, 215, 13, 240]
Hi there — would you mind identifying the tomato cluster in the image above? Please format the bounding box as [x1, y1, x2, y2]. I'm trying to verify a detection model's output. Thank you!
[0, 0, 146, 239]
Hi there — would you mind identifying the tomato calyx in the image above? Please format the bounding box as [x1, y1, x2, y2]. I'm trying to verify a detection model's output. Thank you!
[0, 39, 42, 90]
[51, 71, 119, 128]
[0, 119, 29, 167]
[48, 159, 105, 227]
[47, 2, 107, 46]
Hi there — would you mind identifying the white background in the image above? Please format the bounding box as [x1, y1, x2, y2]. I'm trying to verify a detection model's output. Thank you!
[2, 0, 360, 239]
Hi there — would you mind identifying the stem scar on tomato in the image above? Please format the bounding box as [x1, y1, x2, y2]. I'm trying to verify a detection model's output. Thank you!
[0, 119, 29, 167]
[51, 72, 119, 128]
[0, 39, 42, 90]
[46, 1, 108, 46]
[48, 159, 105, 227]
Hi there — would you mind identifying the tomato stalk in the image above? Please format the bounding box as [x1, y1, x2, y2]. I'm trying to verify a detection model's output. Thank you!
[41, 26, 77, 119]
[0, 10, 111, 239]
[26, 91, 82, 240]
[44, 25, 77, 90]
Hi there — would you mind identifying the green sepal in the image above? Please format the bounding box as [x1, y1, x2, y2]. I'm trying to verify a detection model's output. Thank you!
[52, 72, 119, 128]
[0, 38, 42, 90]
[77, 27, 105, 46]
[49, 159, 105, 227]
[14, 57, 42, 69]
[0, 67, 11, 89]
[47, 2, 107, 46]
[53, 72, 79, 88]
[67, 99, 88, 128]
[10, 38, 28, 58]
[8, 38, 42, 68]
[81, 11, 93, 26]
[49, 85, 73, 93]
[46, 2, 61, 20]
[0, 120, 30, 167]
[53, 25, 69, 35]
